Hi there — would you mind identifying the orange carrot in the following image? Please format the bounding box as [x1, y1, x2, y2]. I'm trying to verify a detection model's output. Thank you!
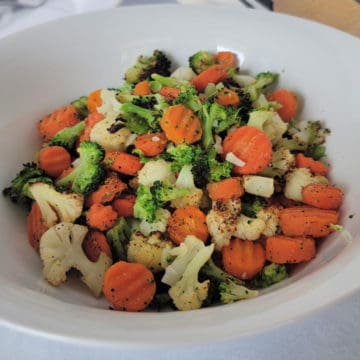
[295, 153, 329, 176]
[222, 238, 266, 280]
[160, 104, 202, 145]
[112, 194, 136, 218]
[87, 89, 102, 113]
[82, 230, 112, 262]
[214, 88, 240, 107]
[38, 105, 80, 142]
[133, 80, 151, 96]
[302, 183, 343, 210]
[207, 177, 244, 202]
[222, 126, 272, 175]
[27, 202, 49, 252]
[104, 152, 143, 176]
[38, 146, 72, 178]
[159, 87, 181, 101]
[85, 173, 127, 207]
[86, 203, 118, 231]
[78, 112, 104, 143]
[266, 235, 316, 264]
[167, 206, 209, 245]
[214, 51, 236, 68]
[279, 206, 339, 237]
[191, 64, 228, 93]
[268, 89, 298, 122]
[134, 132, 167, 157]
[103, 261, 156, 311]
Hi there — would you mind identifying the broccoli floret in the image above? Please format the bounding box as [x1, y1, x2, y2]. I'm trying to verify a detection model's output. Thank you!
[241, 194, 267, 218]
[207, 148, 232, 182]
[246, 72, 278, 101]
[56, 141, 105, 194]
[131, 95, 157, 109]
[166, 143, 203, 172]
[134, 181, 189, 222]
[238, 89, 253, 123]
[71, 96, 89, 119]
[199, 101, 215, 149]
[173, 86, 202, 112]
[3, 162, 52, 207]
[50, 121, 85, 150]
[252, 263, 288, 288]
[125, 50, 171, 84]
[106, 217, 131, 262]
[189, 50, 215, 74]
[219, 279, 258, 304]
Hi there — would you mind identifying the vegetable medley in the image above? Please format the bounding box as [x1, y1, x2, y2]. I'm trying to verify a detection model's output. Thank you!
[3, 49, 344, 312]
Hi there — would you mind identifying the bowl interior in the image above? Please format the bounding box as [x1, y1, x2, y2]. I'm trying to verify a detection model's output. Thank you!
[0, 5, 359, 346]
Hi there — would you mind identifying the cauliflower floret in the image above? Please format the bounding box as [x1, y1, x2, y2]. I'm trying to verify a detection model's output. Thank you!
[260, 147, 295, 177]
[138, 159, 175, 187]
[171, 66, 196, 81]
[90, 119, 131, 152]
[97, 89, 122, 122]
[127, 231, 173, 272]
[243, 175, 274, 198]
[40, 222, 112, 297]
[284, 167, 328, 202]
[206, 199, 241, 251]
[168, 241, 214, 311]
[171, 165, 203, 209]
[29, 183, 83, 227]
[139, 208, 171, 236]
[257, 206, 281, 237]
[288, 119, 328, 146]
[233, 215, 266, 241]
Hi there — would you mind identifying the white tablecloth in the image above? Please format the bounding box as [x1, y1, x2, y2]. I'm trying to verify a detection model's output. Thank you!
[1, 1, 359, 359]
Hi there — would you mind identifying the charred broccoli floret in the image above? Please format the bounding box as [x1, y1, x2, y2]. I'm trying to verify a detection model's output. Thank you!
[252, 263, 288, 288]
[125, 50, 171, 84]
[189, 50, 215, 74]
[56, 141, 105, 194]
[71, 96, 89, 119]
[50, 121, 85, 150]
[106, 217, 131, 262]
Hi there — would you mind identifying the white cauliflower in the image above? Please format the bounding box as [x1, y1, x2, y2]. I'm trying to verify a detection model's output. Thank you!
[171, 165, 203, 209]
[168, 242, 214, 311]
[243, 175, 275, 198]
[90, 118, 131, 152]
[39, 223, 112, 297]
[206, 199, 241, 251]
[139, 208, 171, 236]
[29, 183, 83, 228]
[138, 159, 175, 187]
[288, 119, 329, 146]
[260, 147, 295, 177]
[233, 214, 266, 241]
[127, 231, 173, 273]
[257, 206, 281, 237]
[171, 66, 196, 81]
[96, 89, 122, 122]
[284, 167, 328, 202]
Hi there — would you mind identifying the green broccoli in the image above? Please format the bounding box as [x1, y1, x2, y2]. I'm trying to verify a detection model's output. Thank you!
[241, 194, 266, 218]
[2, 162, 52, 208]
[173, 86, 202, 112]
[189, 50, 215, 74]
[50, 121, 85, 150]
[207, 148, 232, 182]
[125, 50, 171, 84]
[252, 263, 288, 288]
[246, 72, 278, 101]
[56, 141, 105, 194]
[166, 143, 203, 172]
[106, 217, 131, 261]
[211, 102, 240, 134]
[219, 279, 258, 304]
[134, 181, 189, 222]
[131, 95, 158, 109]
[71, 96, 89, 119]
[199, 101, 215, 149]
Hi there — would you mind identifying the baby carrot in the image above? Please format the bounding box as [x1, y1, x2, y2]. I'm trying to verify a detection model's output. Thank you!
[27, 202, 48, 252]
[214, 88, 240, 107]
[207, 177, 244, 202]
[104, 152, 143, 176]
[159, 87, 181, 101]
[133, 80, 152, 96]
[302, 183, 343, 210]
[38, 146, 72, 178]
[214, 51, 236, 68]
[134, 132, 167, 157]
[86, 203, 118, 231]
[267, 89, 298, 122]
[87, 89, 102, 113]
[192, 64, 228, 93]
[112, 194, 136, 218]
[295, 153, 329, 176]
[78, 112, 104, 143]
[82, 230, 112, 262]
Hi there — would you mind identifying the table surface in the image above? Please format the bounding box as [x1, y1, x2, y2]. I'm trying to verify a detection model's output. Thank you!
[1, 1, 360, 359]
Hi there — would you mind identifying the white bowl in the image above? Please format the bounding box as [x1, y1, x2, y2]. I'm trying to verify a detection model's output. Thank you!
[0, 5, 359, 348]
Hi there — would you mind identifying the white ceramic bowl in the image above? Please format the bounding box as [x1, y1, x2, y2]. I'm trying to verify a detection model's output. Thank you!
[0, 5, 359, 348]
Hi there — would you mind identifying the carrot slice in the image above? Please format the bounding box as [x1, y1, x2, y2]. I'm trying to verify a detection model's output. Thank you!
[214, 51, 236, 68]
[302, 183, 343, 210]
[27, 202, 49, 252]
[104, 152, 143, 176]
[268, 89, 298, 122]
[222, 126, 272, 175]
[214, 88, 240, 107]
[167, 206, 209, 245]
[112, 194, 136, 218]
[38, 146, 72, 178]
[86, 203, 118, 231]
[160, 104, 202, 145]
[134, 132, 167, 157]
[133, 80, 152, 96]
[87, 89, 102, 113]
[222, 238, 266, 280]
[103, 261, 156, 311]
[82, 230, 112, 262]
[207, 177, 244, 202]
[38, 105, 80, 142]
[279, 206, 339, 237]
[191, 64, 228, 93]
[295, 153, 329, 176]
[266, 235, 316, 264]
[159, 87, 181, 101]
[78, 112, 104, 143]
